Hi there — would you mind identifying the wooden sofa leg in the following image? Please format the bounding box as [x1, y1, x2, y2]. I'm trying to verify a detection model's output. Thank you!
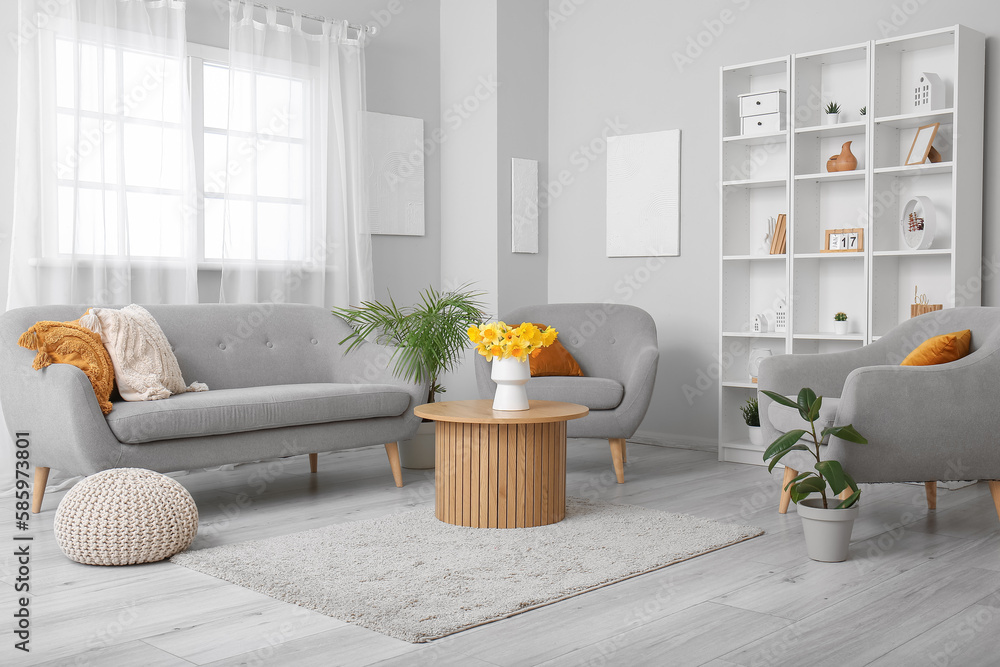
[609, 438, 626, 484]
[32, 466, 49, 514]
[779, 466, 797, 514]
[385, 442, 403, 488]
[925, 481, 937, 510]
[988, 481, 1000, 522]
[308, 453, 318, 474]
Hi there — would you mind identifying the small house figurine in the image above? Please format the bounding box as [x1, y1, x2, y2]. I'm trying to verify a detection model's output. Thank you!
[913, 72, 943, 111]
[774, 300, 787, 333]
[753, 313, 770, 334]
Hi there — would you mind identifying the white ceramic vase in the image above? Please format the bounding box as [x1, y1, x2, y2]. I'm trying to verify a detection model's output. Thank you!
[823, 112, 840, 125]
[748, 425, 764, 446]
[833, 320, 849, 335]
[491, 357, 530, 411]
[796, 498, 860, 562]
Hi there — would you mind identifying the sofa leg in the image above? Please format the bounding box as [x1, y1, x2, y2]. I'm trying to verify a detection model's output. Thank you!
[609, 438, 626, 484]
[988, 481, 1000, 522]
[385, 442, 403, 488]
[308, 453, 318, 474]
[925, 481, 937, 510]
[32, 466, 49, 514]
[779, 466, 797, 514]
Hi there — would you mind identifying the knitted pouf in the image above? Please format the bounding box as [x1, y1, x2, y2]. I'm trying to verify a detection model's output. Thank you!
[54, 468, 199, 566]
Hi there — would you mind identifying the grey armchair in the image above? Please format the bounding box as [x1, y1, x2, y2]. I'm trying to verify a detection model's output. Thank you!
[758, 307, 1000, 518]
[474, 303, 659, 483]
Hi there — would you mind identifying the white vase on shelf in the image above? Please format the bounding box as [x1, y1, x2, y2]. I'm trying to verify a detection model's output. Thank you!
[823, 112, 840, 125]
[491, 357, 530, 411]
[833, 321, 849, 335]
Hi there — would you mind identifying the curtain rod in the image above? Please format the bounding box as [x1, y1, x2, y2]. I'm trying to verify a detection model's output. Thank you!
[249, 2, 377, 34]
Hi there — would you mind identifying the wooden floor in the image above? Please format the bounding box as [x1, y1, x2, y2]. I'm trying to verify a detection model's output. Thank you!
[5, 440, 1000, 666]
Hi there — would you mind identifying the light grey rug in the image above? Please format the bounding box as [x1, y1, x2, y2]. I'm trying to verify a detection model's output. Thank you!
[170, 498, 763, 643]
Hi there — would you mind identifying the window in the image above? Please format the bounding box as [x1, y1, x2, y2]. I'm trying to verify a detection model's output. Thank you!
[189, 45, 314, 263]
[42, 31, 190, 259]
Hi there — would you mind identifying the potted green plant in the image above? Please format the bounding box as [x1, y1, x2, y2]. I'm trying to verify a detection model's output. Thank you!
[762, 388, 868, 562]
[741, 396, 762, 445]
[823, 101, 841, 125]
[833, 311, 848, 335]
[859, 106, 867, 117]
[333, 284, 487, 469]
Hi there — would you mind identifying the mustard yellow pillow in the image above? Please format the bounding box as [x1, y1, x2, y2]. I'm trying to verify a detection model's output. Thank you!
[900, 329, 972, 367]
[529, 323, 584, 377]
[18, 316, 115, 414]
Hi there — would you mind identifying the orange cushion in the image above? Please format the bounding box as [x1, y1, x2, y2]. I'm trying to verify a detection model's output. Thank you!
[529, 323, 584, 377]
[900, 329, 972, 367]
[18, 315, 116, 414]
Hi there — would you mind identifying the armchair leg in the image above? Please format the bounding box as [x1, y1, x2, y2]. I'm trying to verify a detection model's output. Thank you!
[385, 442, 403, 488]
[988, 481, 1000, 522]
[609, 438, 626, 484]
[925, 481, 937, 510]
[308, 453, 318, 474]
[32, 466, 49, 514]
[779, 466, 797, 514]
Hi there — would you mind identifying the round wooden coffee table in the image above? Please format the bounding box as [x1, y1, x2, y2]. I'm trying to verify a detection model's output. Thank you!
[413, 400, 588, 529]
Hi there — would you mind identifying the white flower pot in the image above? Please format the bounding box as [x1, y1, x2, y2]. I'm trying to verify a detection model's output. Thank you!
[796, 498, 859, 562]
[833, 321, 849, 335]
[823, 112, 841, 125]
[491, 357, 530, 411]
[400, 421, 436, 469]
[748, 425, 764, 446]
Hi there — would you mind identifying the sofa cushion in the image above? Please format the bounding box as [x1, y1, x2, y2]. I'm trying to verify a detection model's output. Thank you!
[768, 396, 840, 441]
[106, 383, 411, 444]
[525, 377, 624, 410]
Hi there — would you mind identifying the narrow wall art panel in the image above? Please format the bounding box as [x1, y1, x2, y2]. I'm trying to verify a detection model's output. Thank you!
[366, 111, 425, 236]
[606, 129, 681, 257]
[511, 158, 539, 253]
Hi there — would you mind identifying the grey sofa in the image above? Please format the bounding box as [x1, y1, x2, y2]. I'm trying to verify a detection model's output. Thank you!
[759, 307, 1000, 517]
[475, 303, 659, 483]
[0, 304, 427, 512]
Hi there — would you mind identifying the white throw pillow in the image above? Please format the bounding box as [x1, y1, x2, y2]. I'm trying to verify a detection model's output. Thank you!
[80, 305, 208, 401]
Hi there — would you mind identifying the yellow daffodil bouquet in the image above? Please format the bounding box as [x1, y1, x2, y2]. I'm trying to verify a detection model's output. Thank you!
[468, 321, 558, 362]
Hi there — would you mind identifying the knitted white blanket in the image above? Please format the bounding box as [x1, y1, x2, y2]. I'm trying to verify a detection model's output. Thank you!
[80, 305, 208, 401]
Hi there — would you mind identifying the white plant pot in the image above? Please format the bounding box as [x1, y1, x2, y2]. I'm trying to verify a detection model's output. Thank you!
[796, 498, 859, 562]
[748, 425, 764, 446]
[491, 357, 530, 411]
[399, 421, 436, 469]
[833, 321, 849, 335]
[823, 112, 841, 125]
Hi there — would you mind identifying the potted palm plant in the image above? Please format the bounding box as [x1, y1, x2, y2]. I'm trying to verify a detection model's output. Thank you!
[762, 388, 868, 562]
[333, 284, 487, 469]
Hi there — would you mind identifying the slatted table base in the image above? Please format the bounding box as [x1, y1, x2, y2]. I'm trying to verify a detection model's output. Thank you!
[435, 420, 567, 528]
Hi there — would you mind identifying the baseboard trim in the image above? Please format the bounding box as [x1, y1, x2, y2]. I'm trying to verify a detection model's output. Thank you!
[628, 431, 717, 453]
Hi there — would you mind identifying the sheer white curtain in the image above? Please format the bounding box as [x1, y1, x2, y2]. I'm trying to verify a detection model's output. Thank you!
[7, 0, 198, 309]
[216, 1, 373, 307]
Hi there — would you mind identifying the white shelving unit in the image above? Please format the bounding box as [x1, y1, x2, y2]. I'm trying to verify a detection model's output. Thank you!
[718, 26, 984, 465]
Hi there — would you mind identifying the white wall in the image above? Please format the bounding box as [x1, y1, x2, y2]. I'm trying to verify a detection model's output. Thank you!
[546, 0, 1000, 447]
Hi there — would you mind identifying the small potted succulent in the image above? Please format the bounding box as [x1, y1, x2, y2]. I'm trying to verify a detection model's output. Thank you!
[762, 388, 868, 562]
[741, 396, 762, 445]
[823, 101, 841, 125]
[833, 312, 848, 335]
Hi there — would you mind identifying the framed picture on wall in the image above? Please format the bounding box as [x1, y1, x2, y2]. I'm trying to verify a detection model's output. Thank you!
[822, 228, 864, 253]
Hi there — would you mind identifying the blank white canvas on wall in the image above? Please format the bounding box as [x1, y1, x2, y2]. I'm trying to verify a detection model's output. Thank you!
[366, 111, 425, 236]
[606, 129, 681, 257]
[511, 158, 538, 253]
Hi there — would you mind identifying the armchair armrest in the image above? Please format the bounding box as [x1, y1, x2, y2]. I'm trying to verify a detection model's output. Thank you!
[613, 344, 659, 437]
[828, 348, 1000, 482]
[1, 363, 122, 476]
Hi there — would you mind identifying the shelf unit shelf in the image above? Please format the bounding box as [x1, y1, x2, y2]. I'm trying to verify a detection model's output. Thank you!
[719, 25, 984, 466]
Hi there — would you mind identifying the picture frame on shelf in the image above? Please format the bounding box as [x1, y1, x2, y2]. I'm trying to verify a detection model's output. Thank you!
[822, 228, 864, 253]
[904, 123, 940, 166]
